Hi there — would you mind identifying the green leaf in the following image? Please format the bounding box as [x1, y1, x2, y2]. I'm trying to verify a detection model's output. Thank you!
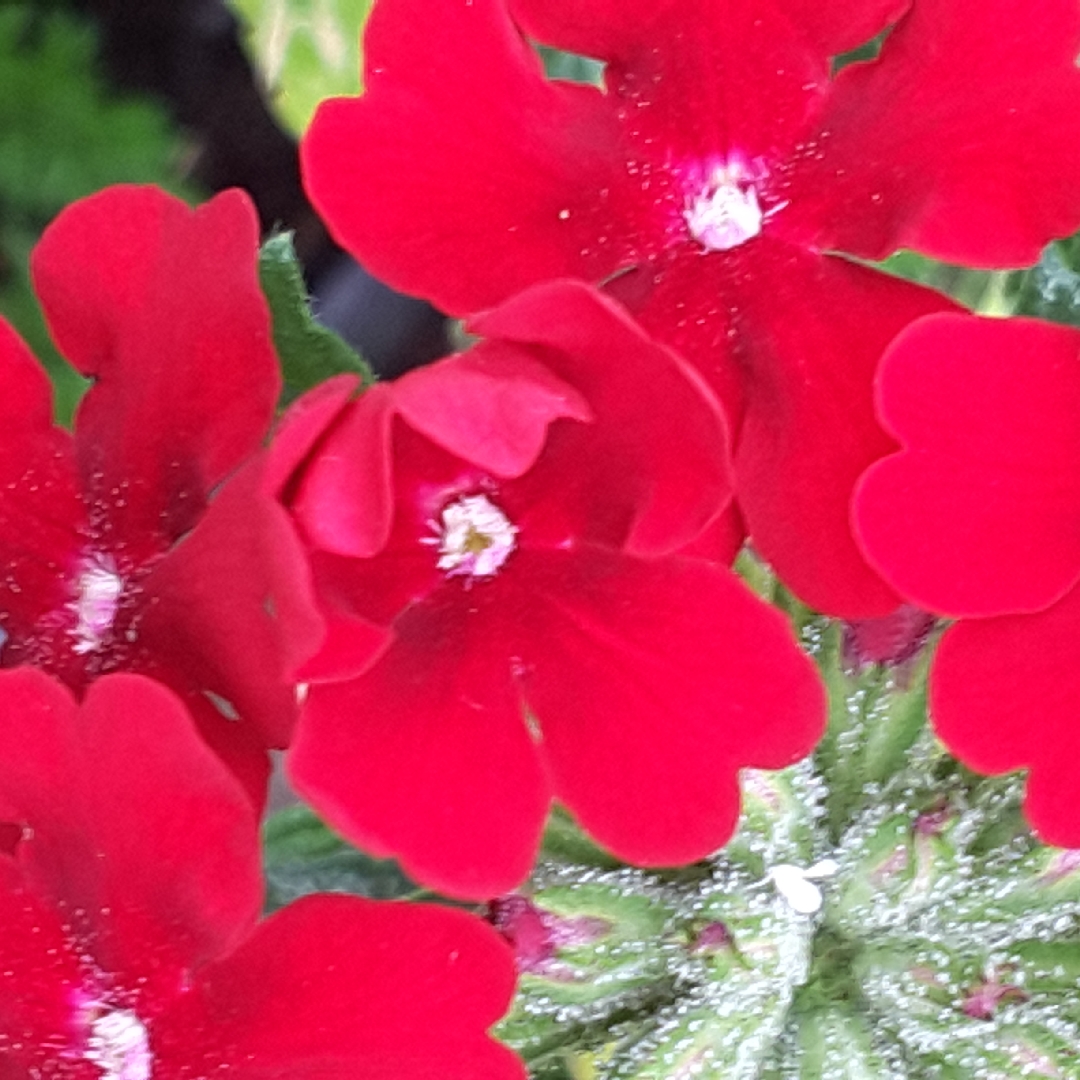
[537, 45, 604, 87]
[258, 231, 372, 397]
[1005, 234, 1080, 327]
[876, 250, 1011, 314]
[227, 0, 372, 136]
[261, 803, 414, 910]
[811, 620, 932, 842]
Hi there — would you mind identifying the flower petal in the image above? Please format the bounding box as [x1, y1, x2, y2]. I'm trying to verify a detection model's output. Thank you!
[162, 895, 524, 1080]
[770, 0, 909, 55]
[931, 590, 1080, 847]
[392, 335, 593, 478]
[512, 0, 828, 162]
[784, 0, 1080, 265]
[0, 319, 82, 636]
[471, 280, 732, 555]
[855, 313, 1080, 618]
[728, 245, 956, 617]
[263, 373, 363, 496]
[521, 547, 825, 867]
[32, 186, 280, 553]
[137, 459, 326, 750]
[0, 856, 87, 1076]
[510, 0, 907, 64]
[288, 384, 398, 558]
[0, 670, 262, 988]
[288, 587, 550, 900]
[301, 0, 627, 315]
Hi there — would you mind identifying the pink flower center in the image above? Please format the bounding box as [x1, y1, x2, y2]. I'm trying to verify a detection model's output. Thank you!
[683, 163, 764, 251]
[68, 554, 124, 655]
[433, 494, 517, 578]
[84, 1009, 152, 1080]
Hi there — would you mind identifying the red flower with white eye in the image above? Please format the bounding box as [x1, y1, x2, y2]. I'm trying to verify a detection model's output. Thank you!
[0, 668, 523, 1080]
[855, 312, 1080, 846]
[301, 0, 1080, 617]
[0, 186, 325, 803]
[275, 281, 826, 899]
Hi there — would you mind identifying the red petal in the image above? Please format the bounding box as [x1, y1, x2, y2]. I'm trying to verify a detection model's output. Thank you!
[294, 608, 392, 683]
[301, 0, 627, 315]
[0, 671, 262, 989]
[288, 588, 550, 900]
[515, 0, 828, 165]
[506, 0, 678, 64]
[931, 591, 1080, 847]
[521, 547, 825, 867]
[137, 459, 325, 749]
[471, 280, 732, 555]
[770, 0, 908, 55]
[289, 385, 398, 558]
[263, 373, 362, 496]
[32, 186, 280, 554]
[0, 320, 83, 633]
[162, 895, 523, 1080]
[166, 688, 273, 814]
[510, 0, 906, 65]
[0, 858, 87, 1077]
[679, 500, 746, 567]
[784, 0, 1080, 265]
[856, 314, 1080, 618]
[729, 244, 956, 618]
[393, 339, 592, 478]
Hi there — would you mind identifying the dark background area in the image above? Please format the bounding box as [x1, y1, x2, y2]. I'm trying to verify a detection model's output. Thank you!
[9, 0, 448, 380]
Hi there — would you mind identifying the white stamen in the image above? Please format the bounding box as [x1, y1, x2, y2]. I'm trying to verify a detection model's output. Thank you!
[85, 1009, 152, 1080]
[767, 860, 839, 915]
[684, 165, 763, 251]
[434, 495, 517, 579]
[69, 555, 123, 655]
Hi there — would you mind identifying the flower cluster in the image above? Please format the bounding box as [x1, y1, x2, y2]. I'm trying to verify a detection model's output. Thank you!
[5, 0, 1080, 1072]
[274, 280, 824, 897]
[298, 0, 1080, 861]
[0, 186, 522, 1077]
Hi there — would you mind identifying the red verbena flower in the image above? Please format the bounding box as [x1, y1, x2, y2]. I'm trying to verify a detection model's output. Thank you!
[302, 0, 1080, 616]
[274, 281, 826, 899]
[0, 668, 523, 1080]
[854, 312, 1080, 846]
[0, 185, 323, 802]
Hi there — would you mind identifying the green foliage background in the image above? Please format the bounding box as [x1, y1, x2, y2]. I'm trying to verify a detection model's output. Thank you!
[0, 5, 194, 424]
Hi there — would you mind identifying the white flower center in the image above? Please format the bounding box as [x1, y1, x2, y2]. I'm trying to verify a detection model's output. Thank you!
[85, 1009, 152, 1080]
[684, 165, 763, 251]
[69, 554, 123, 655]
[434, 495, 517, 579]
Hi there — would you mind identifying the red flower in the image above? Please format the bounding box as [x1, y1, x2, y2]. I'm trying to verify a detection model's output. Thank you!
[276, 281, 826, 899]
[0, 668, 523, 1080]
[854, 312, 1080, 846]
[300, 0, 1080, 616]
[0, 186, 324, 803]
